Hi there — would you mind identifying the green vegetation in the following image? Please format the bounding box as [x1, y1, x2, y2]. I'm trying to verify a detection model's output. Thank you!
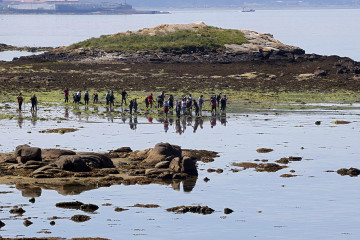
[69, 26, 248, 52]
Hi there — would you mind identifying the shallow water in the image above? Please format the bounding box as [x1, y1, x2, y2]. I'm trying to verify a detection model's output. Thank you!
[1, 103, 360, 239]
[1, 9, 360, 60]
[0, 51, 44, 62]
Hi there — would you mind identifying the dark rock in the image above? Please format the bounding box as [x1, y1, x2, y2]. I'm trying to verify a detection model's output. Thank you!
[29, 198, 35, 203]
[181, 157, 198, 175]
[131, 204, 160, 208]
[255, 163, 285, 172]
[55, 155, 91, 172]
[315, 121, 321, 125]
[224, 208, 234, 214]
[55, 201, 84, 210]
[0, 220, 5, 228]
[276, 158, 289, 164]
[114, 207, 129, 212]
[314, 69, 328, 76]
[41, 149, 76, 160]
[50, 221, 55, 226]
[23, 219, 33, 227]
[80, 204, 99, 212]
[215, 168, 224, 174]
[166, 205, 215, 215]
[172, 173, 187, 179]
[9, 207, 25, 214]
[158, 172, 173, 179]
[348, 168, 360, 176]
[71, 214, 91, 222]
[256, 148, 273, 153]
[56, 153, 114, 172]
[113, 147, 132, 153]
[280, 174, 298, 178]
[155, 161, 170, 169]
[169, 157, 181, 172]
[143, 142, 182, 165]
[13, 145, 42, 164]
[203, 177, 210, 182]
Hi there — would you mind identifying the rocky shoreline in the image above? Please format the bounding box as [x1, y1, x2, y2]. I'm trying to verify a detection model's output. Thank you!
[0, 43, 53, 54]
[0, 143, 218, 194]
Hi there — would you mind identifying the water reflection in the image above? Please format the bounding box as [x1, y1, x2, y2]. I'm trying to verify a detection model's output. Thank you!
[10, 104, 227, 132]
[14, 177, 198, 197]
[31, 111, 37, 126]
[17, 112, 24, 128]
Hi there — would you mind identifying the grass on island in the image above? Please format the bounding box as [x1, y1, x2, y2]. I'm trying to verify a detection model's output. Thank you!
[69, 26, 248, 52]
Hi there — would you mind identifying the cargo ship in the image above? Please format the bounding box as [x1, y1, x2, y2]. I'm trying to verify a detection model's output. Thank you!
[0, 0, 169, 14]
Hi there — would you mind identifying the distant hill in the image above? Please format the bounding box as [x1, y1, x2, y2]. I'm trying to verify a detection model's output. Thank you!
[86, 0, 360, 9]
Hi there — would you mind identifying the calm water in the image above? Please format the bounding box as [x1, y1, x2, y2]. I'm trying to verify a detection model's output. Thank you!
[0, 9, 360, 60]
[0, 103, 360, 239]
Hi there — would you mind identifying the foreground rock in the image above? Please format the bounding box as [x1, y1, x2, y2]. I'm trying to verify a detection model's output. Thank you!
[0, 143, 218, 193]
[337, 168, 360, 177]
[166, 205, 215, 215]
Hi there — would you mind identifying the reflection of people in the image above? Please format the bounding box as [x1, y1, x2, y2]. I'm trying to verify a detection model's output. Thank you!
[193, 117, 200, 133]
[31, 111, 37, 126]
[148, 116, 153, 123]
[164, 120, 169, 133]
[175, 119, 182, 135]
[64, 108, 69, 118]
[210, 117, 216, 128]
[17, 112, 23, 128]
[220, 113, 227, 126]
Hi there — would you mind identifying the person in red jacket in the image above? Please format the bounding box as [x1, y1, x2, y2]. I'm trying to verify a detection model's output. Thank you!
[147, 93, 153, 108]
[64, 87, 69, 103]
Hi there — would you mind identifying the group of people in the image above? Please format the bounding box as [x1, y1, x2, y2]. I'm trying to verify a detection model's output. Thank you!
[16, 93, 38, 111]
[61, 88, 228, 117]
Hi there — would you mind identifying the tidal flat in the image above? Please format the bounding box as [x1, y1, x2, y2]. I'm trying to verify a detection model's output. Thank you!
[0, 101, 359, 239]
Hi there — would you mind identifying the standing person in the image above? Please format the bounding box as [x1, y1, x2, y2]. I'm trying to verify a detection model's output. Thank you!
[84, 91, 89, 105]
[157, 91, 165, 108]
[17, 93, 23, 111]
[93, 92, 98, 103]
[164, 101, 169, 117]
[76, 91, 81, 104]
[168, 94, 174, 109]
[210, 96, 217, 114]
[182, 97, 187, 114]
[109, 91, 115, 107]
[133, 99, 138, 113]
[198, 95, 204, 116]
[145, 96, 149, 108]
[105, 91, 111, 105]
[193, 99, 199, 116]
[30, 94, 37, 112]
[216, 92, 222, 107]
[121, 89, 128, 106]
[64, 87, 69, 103]
[129, 99, 133, 115]
[175, 100, 181, 118]
[147, 93, 153, 108]
[220, 95, 227, 111]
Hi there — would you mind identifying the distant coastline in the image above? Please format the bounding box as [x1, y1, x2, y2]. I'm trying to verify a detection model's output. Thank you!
[0, 1, 169, 15]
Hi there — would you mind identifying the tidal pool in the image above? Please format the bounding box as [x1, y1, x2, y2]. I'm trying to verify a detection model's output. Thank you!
[0, 103, 360, 239]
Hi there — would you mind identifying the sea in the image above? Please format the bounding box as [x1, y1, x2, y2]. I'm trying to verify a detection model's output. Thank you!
[1, 9, 360, 240]
[0, 9, 360, 61]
